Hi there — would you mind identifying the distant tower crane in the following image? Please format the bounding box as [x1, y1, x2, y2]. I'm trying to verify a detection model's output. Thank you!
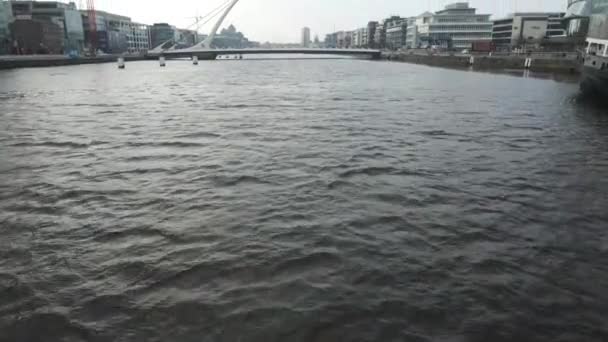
[87, 0, 98, 55]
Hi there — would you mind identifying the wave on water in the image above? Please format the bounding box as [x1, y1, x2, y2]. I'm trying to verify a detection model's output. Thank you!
[0, 60, 607, 342]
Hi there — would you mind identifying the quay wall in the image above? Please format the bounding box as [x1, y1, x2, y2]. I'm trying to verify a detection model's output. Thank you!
[383, 52, 581, 74]
[0, 55, 145, 70]
[0, 52, 581, 75]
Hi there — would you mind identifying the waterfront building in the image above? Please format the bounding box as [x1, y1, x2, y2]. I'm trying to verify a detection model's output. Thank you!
[81, 10, 149, 54]
[405, 16, 418, 48]
[301, 26, 310, 47]
[9, 18, 63, 53]
[564, 0, 608, 42]
[99, 12, 130, 53]
[324, 32, 337, 48]
[360, 27, 369, 47]
[580, 0, 608, 97]
[351, 29, 359, 48]
[149, 23, 174, 49]
[10, 1, 84, 54]
[175, 28, 198, 47]
[578, 0, 608, 52]
[369, 16, 403, 50]
[366, 21, 378, 48]
[127, 22, 150, 53]
[0, 1, 13, 54]
[324, 31, 354, 49]
[409, 2, 492, 50]
[352, 27, 367, 48]
[405, 12, 432, 48]
[492, 12, 566, 50]
[337, 31, 352, 48]
[585, 0, 608, 42]
[80, 9, 107, 53]
[110, 17, 150, 54]
[211, 24, 256, 48]
[373, 21, 386, 49]
[325, 25, 393, 49]
[565, 0, 591, 37]
[547, 14, 568, 37]
[385, 17, 408, 50]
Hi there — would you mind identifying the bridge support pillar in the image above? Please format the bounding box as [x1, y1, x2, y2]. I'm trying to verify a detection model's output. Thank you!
[117, 57, 125, 69]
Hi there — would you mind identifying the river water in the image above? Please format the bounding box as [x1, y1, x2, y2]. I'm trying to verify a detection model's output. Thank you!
[0, 59, 607, 342]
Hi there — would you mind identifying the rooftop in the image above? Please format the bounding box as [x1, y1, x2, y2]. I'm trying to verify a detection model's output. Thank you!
[80, 10, 131, 22]
[445, 2, 471, 10]
[436, 2, 477, 15]
[493, 12, 566, 22]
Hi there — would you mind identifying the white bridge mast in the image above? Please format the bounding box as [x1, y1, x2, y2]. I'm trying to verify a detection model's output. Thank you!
[200, 0, 241, 49]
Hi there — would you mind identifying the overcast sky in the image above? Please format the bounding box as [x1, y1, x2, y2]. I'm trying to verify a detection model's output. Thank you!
[89, 0, 568, 42]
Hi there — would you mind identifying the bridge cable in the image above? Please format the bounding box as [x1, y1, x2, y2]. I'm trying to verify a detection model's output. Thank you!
[153, 0, 232, 51]
[196, 2, 233, 31]
[190, 0, 233, 31]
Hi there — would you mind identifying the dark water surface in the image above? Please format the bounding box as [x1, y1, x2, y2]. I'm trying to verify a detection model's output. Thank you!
[1, 60, 607, 342]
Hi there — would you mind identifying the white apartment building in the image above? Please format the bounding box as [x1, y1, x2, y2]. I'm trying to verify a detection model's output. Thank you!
[127, 22, 150, 53]
[85, 11, 150, 54]
[492, 12, 566, 49]
[360, 27, 369, 47]
[408, 3, 492, 49]
[405, 17, 418, 48]
[352, 27, 366, 47]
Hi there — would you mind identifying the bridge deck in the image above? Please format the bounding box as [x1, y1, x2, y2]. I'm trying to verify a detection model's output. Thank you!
[148, 48, 381, 60]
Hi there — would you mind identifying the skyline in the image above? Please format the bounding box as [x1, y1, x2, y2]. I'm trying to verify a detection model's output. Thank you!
[84, 0, 567, 42]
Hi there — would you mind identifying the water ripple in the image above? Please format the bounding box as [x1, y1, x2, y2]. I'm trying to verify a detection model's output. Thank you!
[0, 60, 607, 342]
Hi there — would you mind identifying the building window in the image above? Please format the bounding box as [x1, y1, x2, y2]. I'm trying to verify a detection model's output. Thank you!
[589, 43, 602, 55]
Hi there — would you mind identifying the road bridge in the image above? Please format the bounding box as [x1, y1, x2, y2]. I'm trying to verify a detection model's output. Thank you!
[147, 48, 381, 60]
[146, 0, 380, 60]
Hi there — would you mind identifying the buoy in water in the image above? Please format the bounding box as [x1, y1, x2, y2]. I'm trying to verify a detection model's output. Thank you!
[159, 56, 166, 67]
[117, 57, 125, 69]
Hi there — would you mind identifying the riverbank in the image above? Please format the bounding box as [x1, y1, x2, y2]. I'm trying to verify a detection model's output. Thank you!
[0, 55, 146, 70]
[0, 52, 582, 77]
[382, 51, 582, 75]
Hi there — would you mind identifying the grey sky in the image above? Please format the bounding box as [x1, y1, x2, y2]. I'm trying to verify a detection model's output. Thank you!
[91, 0, 568, 42]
